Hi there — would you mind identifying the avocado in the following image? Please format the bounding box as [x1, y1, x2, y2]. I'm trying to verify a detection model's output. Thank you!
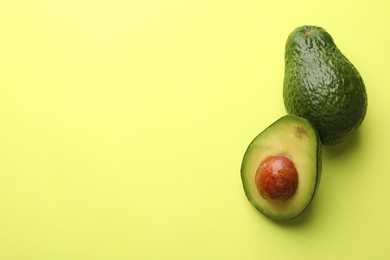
[283, 25, 367, 144]
[241, 115, 322, 221]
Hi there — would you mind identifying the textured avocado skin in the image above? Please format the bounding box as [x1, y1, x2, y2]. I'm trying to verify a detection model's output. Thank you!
[283, 25, 368, 144]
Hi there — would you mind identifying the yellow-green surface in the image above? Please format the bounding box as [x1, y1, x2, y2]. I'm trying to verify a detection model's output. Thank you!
[0, 0, 389, 259]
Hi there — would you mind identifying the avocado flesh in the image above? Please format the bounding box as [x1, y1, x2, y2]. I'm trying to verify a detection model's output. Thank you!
[283, 25, 367, 144]
[241, 115, 322, 221]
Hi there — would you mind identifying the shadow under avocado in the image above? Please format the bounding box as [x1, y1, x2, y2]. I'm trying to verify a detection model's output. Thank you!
[276, 196, 319, 227]
[322, 129, 362, 159]
[259, 197, 319, 228]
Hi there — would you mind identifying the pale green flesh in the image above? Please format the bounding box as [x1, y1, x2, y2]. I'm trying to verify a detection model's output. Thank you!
[241, 115, 320, 220]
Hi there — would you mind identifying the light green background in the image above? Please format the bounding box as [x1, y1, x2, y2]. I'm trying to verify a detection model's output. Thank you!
[1, 0, 389, 259]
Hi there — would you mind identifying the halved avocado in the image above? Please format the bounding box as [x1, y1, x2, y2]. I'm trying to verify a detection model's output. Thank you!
[241, 114, 322, 221]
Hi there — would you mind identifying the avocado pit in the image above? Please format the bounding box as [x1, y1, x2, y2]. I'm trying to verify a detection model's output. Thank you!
[255, 155, 298, 201]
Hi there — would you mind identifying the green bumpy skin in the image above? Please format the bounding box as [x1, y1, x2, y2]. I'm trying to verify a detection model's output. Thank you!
[283, 25, 368, 144]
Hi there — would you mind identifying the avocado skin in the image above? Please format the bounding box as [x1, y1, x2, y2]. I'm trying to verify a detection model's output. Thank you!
[283, 25, 368, 144]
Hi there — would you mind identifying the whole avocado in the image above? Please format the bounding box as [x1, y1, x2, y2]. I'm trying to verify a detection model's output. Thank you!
[283, 25, 367, 144]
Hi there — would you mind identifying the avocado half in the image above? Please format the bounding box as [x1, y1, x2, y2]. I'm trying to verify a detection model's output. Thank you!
[241, 115, 322, 221]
